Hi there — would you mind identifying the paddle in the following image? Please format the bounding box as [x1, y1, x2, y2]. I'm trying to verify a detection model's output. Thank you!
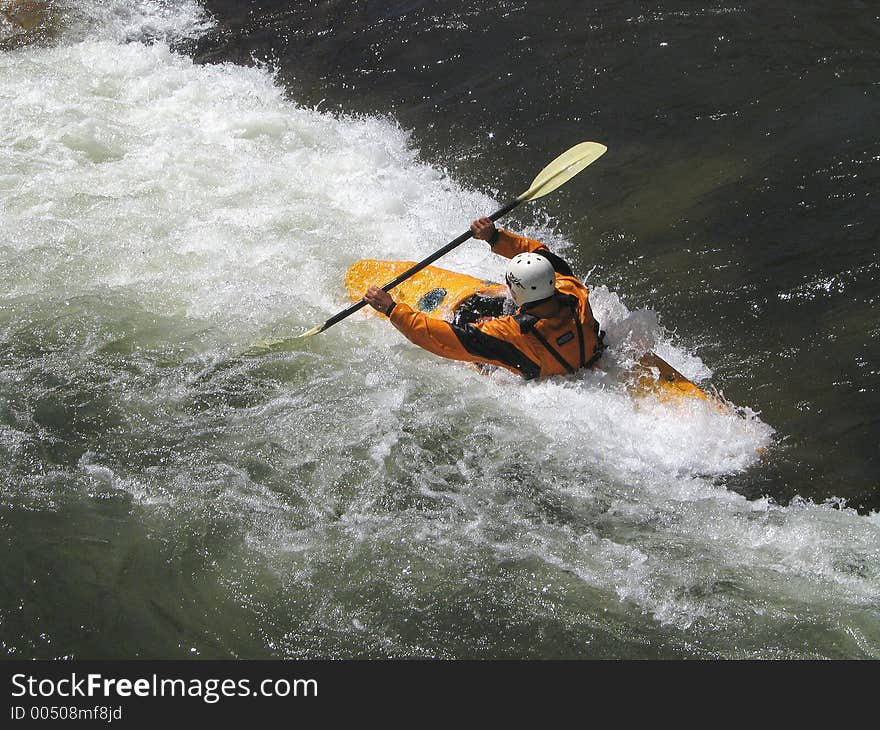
[295, 141, 607, 340]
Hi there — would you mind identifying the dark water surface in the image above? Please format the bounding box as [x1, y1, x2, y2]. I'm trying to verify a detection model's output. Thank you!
[192, 0, 879, 511]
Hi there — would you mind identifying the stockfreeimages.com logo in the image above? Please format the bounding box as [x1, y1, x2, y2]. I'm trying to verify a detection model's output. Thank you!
[11, 673, 317, 704]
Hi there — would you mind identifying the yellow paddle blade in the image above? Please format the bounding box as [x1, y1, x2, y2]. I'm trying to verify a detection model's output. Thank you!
[295, 325, 323, 339]
[518, 141, 607, 202]
[242, 324, 324, 355]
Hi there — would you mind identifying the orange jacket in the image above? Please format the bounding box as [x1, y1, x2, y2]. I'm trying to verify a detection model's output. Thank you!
[387, 229, 601, 379]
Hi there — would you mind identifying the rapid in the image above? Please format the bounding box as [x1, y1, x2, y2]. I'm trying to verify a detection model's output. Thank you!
[0, 0, 877, 658]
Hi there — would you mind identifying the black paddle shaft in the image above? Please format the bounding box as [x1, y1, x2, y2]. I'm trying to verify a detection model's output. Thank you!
[316, 197, 522, 333]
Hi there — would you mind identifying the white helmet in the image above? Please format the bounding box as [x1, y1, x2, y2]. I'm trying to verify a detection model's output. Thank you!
[505, 253, 556, 307]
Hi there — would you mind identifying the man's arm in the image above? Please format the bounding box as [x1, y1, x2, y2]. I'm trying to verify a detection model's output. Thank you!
[388, 303, 541, 379]
[470, 218, 574, 277]
[362, 287, 540, 378]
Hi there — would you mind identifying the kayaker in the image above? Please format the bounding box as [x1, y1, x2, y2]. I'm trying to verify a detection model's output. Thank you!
[363, 218, 604, 380]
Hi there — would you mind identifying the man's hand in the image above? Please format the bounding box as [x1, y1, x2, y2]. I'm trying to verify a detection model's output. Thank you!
[470, 217, 497, 242]
[364, 285, 395, 314]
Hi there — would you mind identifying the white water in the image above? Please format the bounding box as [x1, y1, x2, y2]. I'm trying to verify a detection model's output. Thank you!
[1, 0, 878, 657]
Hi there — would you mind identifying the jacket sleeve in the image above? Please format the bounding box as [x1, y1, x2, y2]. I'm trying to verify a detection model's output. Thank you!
[491, 229, 574, 277]
[387, 303, 541, 379]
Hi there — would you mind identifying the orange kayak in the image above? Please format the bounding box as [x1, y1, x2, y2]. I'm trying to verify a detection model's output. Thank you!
[346, 259, 714, 404]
